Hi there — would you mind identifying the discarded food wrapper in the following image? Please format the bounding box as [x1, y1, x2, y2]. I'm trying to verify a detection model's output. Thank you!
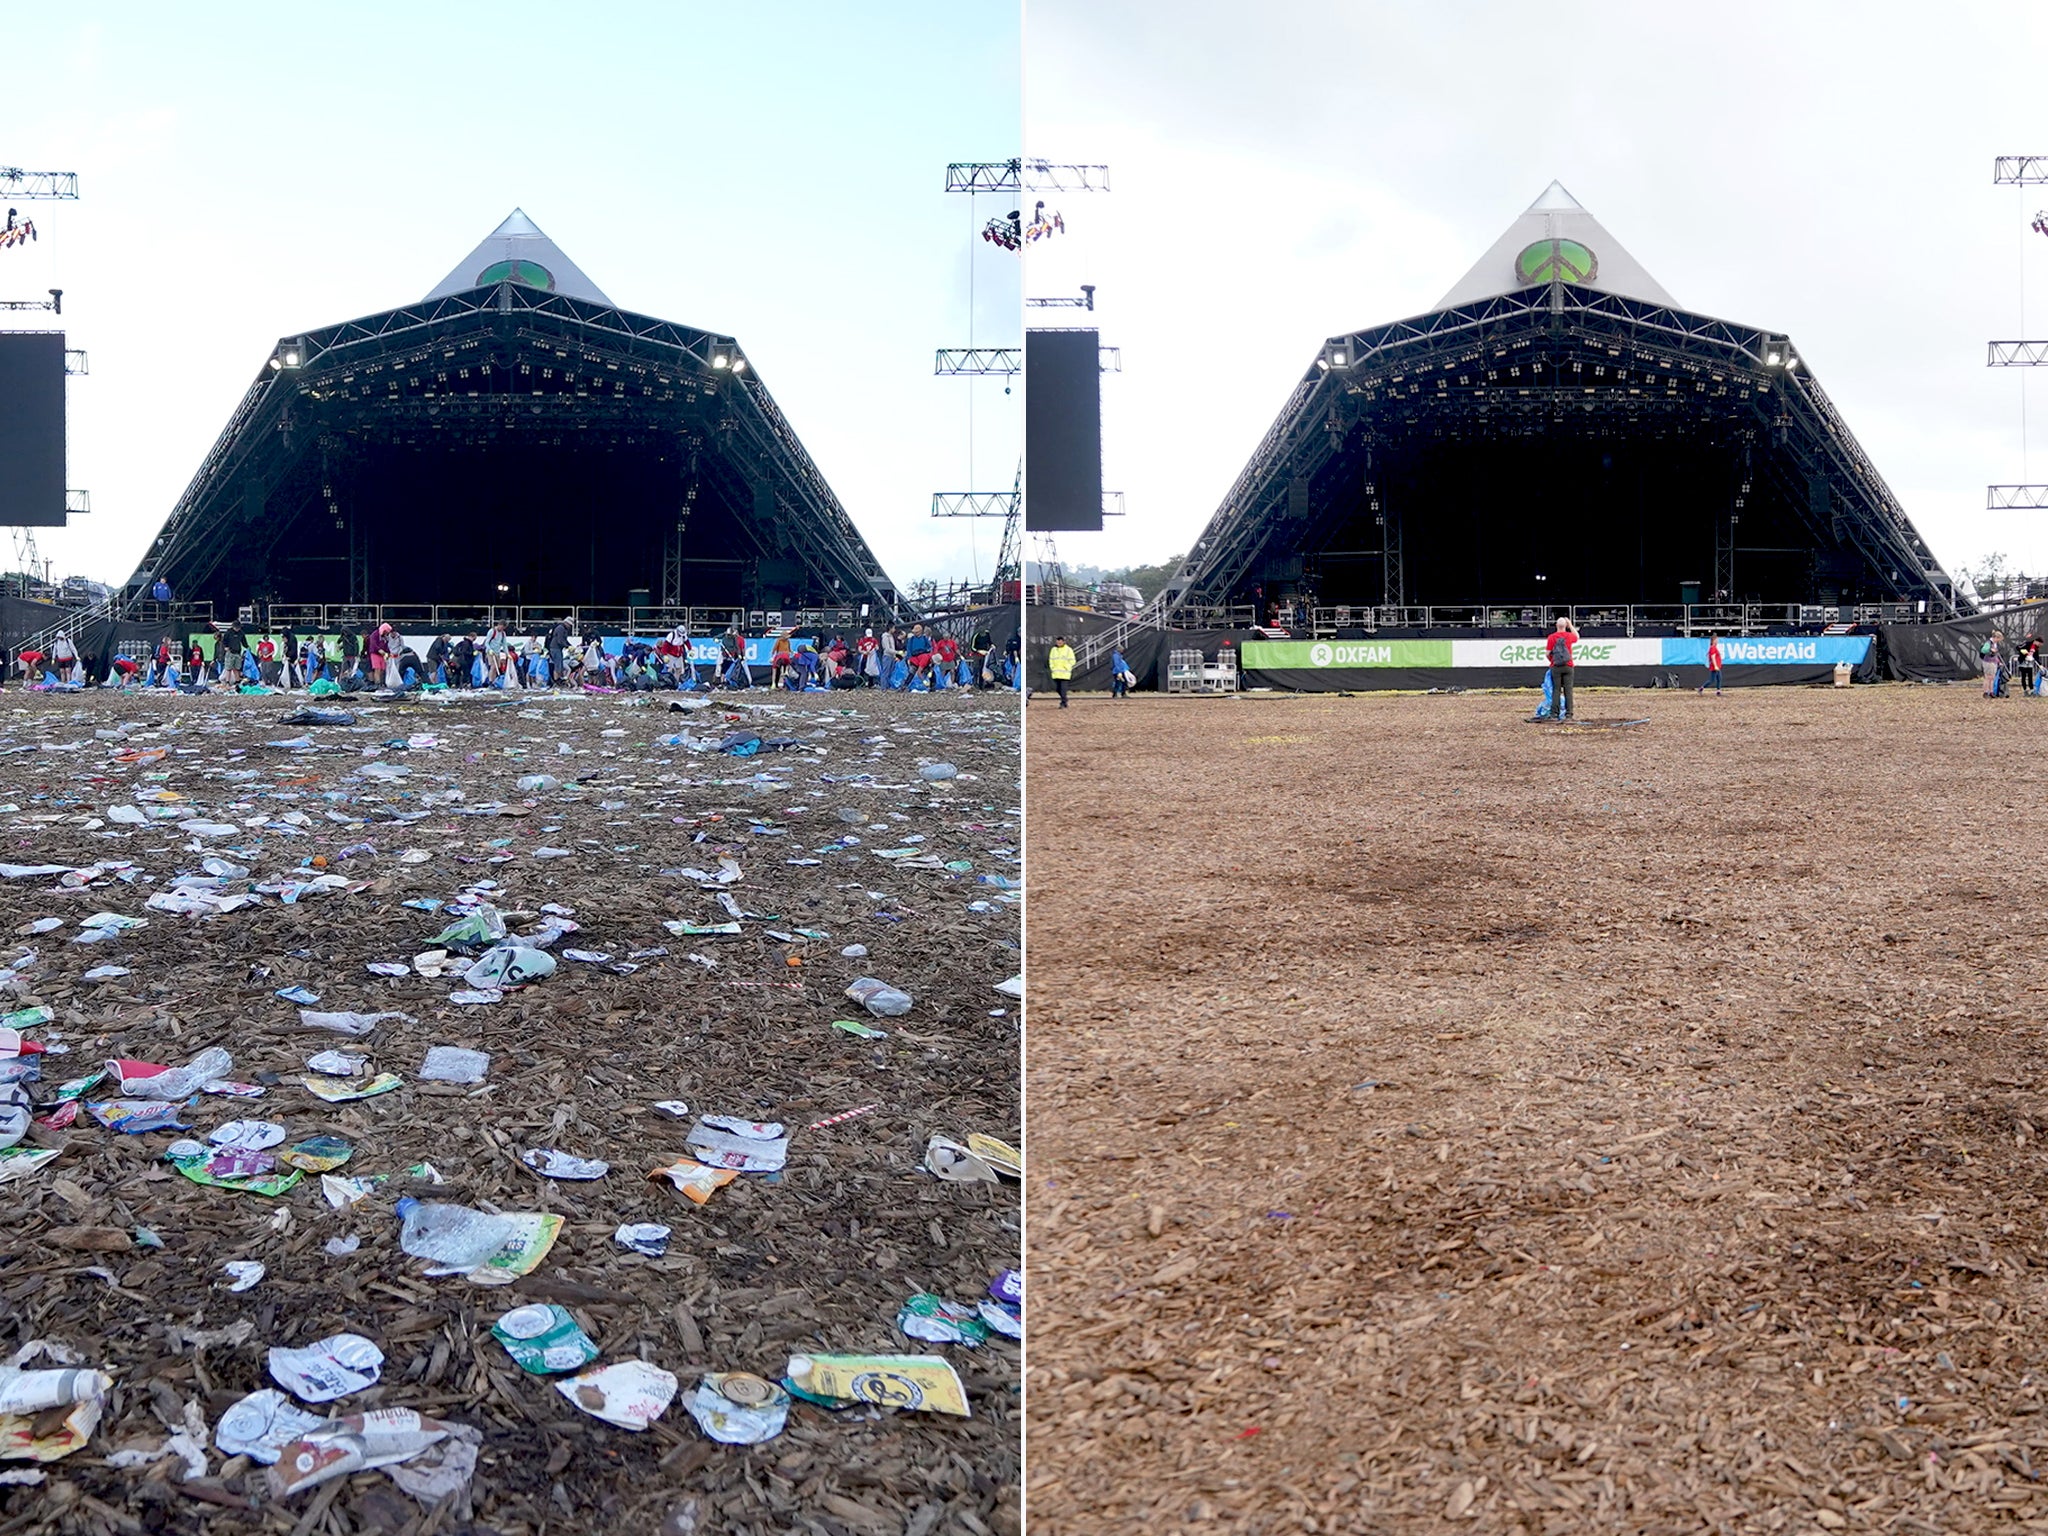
[990, 1269, 1023, 1308]
[686, 1118, 789, 1173]
[209, 1119, 286, 1150]
[305, 1051, 366, 1077]
[0, 1084, 29, 1151]
[324, 1233, 361, 1257]
[420, 1046, 489, 1084]
[521, 1148, 608, 1180]
[167, 1144, 302, 1197]
[896, 1293, 991, 1348]
[223, 1261, 266, 1292]
[214, 1388, 325, 1466]
[267, 1334, 384, 1403]
[994, 974, 1023, 999]
[924, 1136, 997, 1184]
[556, 1361, 677, 1431]
[322, 1173, 382, 1207]
[298, 1009, 414, 1037]
[302, 1072, 402, 1102]
[89, 1099, 193, 1135]
[490, 1304, 601, 1375]
[448, 989, 503, 1006]
[265, 1408, 458, 1498]
[832, 1019, 887, 1039]
[274, 985, 320, 1006]
[614, 1222, 671, 1256]
[428, 907, 506, 949]
[279, 1135, 352, 1173]
[0, 1147, 58, 1183]
[979, 1299, 1022, 1339]
[0, 1361, 113, 1462]
[966, 1133, 1023, 1178]
[683, 1374, 790, 1445]
[782, 1353, 968, 1417]
[648, 1158, 739, 1205]
[652, 1100, 691, 1118]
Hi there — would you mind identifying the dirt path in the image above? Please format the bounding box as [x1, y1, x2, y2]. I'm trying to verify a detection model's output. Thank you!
[1026, 685, 2048, 1535]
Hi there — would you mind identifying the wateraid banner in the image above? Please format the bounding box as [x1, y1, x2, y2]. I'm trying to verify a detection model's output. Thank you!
[1662, 636, 1870, 667]
[1241, 635, 1871, 671]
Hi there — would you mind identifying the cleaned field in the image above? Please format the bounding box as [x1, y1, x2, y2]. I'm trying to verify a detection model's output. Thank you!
[0, 686, 1018, 1536]
[1027, 684, 2048, 1535]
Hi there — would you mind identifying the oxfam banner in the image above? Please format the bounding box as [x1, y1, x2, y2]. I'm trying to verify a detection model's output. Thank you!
[1241, 640, 1452, 669]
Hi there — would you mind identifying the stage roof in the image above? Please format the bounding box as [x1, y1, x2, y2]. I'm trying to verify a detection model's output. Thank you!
[1437, 181, 1677, 311]
[1161, 183, 1964, 619]
[427, 209, 614, 307]
[124, 216, 903, 616]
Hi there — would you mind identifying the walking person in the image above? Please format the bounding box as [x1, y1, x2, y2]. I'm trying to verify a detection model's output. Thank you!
[1697, 633, 1723, 696]
[546, 617, 570, 688]
[1983, 632, 2004, 698]
[1545, 616, 1577, 722]
[1048, 634, 1077, 708]
[1110, 645, 1131, 700]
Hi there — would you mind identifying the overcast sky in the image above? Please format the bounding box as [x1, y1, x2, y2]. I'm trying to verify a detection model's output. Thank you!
[4, 1, 1019, 591]
[1025, 0, 2048, 586]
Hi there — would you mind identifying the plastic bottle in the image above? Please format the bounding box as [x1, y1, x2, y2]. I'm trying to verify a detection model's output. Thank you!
[395, 1197, 517, 1271]
[845, 977, 914, 1017]
[127, 1046, 233, 1100]
[917, 763, 959, 782]
[516, 774, 562, 794]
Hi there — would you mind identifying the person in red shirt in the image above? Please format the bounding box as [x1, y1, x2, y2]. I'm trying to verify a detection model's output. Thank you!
[856, 629, 881, 687]
[1698, 634, 1723, 696]
[1545, 617, 1578, 722]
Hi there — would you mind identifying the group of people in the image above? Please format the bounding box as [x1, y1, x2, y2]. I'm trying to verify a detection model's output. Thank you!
[17, 616, 1023, 697]
[1981, 632, 2045, 697]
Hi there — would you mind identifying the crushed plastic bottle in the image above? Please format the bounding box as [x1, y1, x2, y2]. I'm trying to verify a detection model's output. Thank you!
[515, 775, 561, 794]
[122, 1046, 232, 1100]
[844, 977, 914, 1018]
[917, 763, 959, 782]
[395, 1197, 518, 1273]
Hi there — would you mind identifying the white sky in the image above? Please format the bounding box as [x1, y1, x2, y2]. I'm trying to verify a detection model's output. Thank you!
[1024, 0, 2048, 585]
[3, 2, 1020, 591]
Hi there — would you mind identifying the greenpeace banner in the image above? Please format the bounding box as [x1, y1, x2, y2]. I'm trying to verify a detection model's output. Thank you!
[1241, 635, 1871, 672]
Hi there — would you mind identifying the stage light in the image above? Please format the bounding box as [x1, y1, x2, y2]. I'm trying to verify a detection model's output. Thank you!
[712, 354, 730, 370]
[1766, 350, 1782, 366]
[1331, 351, 1347, 367]
[1784, 356, 1800, 372]
[732, 357, 747, 374]
[496, 583, 511, 593]
[1316, 359, 1329, 372]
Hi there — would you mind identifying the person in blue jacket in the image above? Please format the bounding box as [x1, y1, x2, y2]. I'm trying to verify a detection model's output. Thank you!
[1110, 647, 1131, 700]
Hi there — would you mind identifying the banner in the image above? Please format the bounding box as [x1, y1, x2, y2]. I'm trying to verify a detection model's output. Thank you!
[1243, 634, 1872, 671]
[1240, 639, 1450, 669]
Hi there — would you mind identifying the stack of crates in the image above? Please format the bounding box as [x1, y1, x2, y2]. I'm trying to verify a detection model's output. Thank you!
[1166, 649, 1204, 694]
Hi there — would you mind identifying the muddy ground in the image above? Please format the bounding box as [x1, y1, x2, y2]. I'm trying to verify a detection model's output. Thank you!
[1026, 683, 2048, 1535]
[0, 684, 1018, 1536]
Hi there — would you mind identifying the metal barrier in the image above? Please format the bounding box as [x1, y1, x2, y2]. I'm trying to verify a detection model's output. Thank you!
[1297, 601, 1917, 638]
